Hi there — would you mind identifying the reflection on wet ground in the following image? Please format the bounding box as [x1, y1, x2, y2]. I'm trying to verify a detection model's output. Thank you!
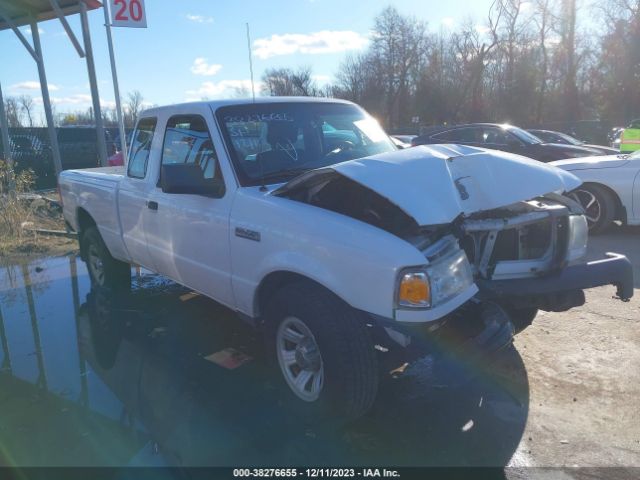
[0, 256, 529, 467]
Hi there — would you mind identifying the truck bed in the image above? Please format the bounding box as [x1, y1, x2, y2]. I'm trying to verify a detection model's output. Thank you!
[59, 166, 129, 262]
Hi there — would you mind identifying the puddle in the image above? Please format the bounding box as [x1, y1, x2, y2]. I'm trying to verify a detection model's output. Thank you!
[0, 255, 530, 467]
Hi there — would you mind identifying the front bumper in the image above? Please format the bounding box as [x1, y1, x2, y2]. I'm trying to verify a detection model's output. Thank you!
[370, 301, 515, 370]
[369, 252, 633, 375]
[476, 252, 634, 308]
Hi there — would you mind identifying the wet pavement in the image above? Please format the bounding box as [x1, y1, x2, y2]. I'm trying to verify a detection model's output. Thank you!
[0, 255, 531, 468]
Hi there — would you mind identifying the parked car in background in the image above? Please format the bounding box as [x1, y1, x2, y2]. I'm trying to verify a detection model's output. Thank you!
[551, 150, 640, 233]
[59, 98, 633, 422]
[412, 123, 600, 162]
[108, 151, 124, 167]
[390, 136, 411, 149]
[527, 129, 617, 155]
[57, 126, 110, 170]
[392, 134, 417, 145]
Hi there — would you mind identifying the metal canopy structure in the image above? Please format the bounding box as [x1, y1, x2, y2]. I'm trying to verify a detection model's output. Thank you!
[0, 0, 109, 179]
[0, 0, 102, 30]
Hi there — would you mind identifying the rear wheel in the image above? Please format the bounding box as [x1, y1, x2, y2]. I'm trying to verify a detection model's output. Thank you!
[264, 282, 378, 422]
[569, 184, 616, 234]
[82, 226, 131, 290]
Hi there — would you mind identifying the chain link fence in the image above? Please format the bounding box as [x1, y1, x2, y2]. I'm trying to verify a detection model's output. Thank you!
[0, 127, 130, 190]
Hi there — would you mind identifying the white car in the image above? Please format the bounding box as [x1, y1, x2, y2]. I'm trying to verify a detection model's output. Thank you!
[58, 98, 633, 421]
[551, 151, 640, 233]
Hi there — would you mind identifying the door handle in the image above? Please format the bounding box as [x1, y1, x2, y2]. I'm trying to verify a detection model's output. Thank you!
[147, 200, 158, 211]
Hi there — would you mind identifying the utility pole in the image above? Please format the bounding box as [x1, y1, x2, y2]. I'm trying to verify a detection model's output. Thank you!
[103, 1, 128, 166]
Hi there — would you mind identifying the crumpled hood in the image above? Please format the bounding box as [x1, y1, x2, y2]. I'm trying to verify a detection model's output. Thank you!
[277, 144, 582, 226]
[550, 154, 630, 171]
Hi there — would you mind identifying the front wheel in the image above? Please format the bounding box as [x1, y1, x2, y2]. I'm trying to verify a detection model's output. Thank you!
[265, 282, 378, 422]
[81, 226, 131, 290]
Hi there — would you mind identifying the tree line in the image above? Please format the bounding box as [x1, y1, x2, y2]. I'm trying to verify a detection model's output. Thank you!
[2, 90, 145, 129]
[260, 0, 640, 132]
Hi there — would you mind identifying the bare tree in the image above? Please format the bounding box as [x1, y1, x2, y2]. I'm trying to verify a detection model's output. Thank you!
[17, 95, 35, 128]
[261, 67, 321, 97]
[370, 6, 428, 128]
[124, 90, 144, 128]
[532, 0, 555, 123]
[3, 97, 22, 127]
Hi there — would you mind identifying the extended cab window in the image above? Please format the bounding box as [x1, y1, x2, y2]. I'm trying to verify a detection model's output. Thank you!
[161, 115, 221, 180]
[127, 117, 157, 178]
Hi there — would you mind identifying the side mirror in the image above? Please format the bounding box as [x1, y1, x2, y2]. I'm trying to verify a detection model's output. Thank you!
[160, 164, 225, 197]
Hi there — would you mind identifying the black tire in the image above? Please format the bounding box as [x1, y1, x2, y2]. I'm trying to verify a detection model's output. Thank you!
[81, 226, 131, 290]
[506, 306, 538, 334]
[569, 184, 616, 234]
[264, 281, 378, 422]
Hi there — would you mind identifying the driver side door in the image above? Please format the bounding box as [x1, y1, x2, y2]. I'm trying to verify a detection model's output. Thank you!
[144, 109, 235, 308]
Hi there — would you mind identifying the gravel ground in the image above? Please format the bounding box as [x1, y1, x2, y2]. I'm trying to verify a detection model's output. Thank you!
[507, 225, 640, 469]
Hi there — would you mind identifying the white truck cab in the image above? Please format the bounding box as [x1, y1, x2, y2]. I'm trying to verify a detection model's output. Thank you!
[59, 98, 633, 420]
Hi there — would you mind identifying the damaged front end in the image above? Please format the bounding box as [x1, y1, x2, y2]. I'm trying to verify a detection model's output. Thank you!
[273, 145, 633, 364]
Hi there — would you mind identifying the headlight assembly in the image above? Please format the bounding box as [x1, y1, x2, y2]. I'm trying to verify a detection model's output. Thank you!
[396, 245, 474, 310]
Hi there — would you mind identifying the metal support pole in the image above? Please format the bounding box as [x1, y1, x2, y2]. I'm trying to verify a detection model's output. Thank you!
[103, 1, 128, 165]
[31, 19, 63, 178]
[0, 305, 13, 374]
[80, 1, 108, 167]
[0, 9, 39, 62]
[0, 81, 13, 169]
[21, 264, 48, 391]
[49, 0, 85, 58]
[69, 256, 89, 408]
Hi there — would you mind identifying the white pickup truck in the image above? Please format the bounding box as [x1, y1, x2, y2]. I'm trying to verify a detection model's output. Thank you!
[59, 98, 633, 420]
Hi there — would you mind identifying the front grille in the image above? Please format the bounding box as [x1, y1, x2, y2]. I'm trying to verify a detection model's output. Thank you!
[462, 203, 570, 279]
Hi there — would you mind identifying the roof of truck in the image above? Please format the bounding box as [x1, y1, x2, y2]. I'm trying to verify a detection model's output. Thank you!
[141, 97, 354, 117]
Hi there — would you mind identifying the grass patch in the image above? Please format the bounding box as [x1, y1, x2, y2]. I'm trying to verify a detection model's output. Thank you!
[0, 160, 75, 260]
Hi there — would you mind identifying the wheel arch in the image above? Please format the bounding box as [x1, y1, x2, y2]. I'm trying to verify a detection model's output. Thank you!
[254, 270, 346, 321]
[76, 207, 97, 260]
[77, 207, 97, 233]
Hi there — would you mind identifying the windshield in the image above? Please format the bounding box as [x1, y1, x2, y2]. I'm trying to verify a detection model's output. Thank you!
[506, 126, 543, 145]
[216, 102, 396, 186]
[555, 132, 583, 145]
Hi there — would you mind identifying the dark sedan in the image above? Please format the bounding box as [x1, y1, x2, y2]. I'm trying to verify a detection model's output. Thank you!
[527, 129, 618, 155]
[412, 123, 601, 162]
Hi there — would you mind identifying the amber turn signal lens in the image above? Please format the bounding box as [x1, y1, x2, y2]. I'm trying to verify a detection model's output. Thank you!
[398, 272, 430, 307]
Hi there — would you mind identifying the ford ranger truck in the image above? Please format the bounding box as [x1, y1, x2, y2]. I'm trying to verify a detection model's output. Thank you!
[59, 98, 634, 421]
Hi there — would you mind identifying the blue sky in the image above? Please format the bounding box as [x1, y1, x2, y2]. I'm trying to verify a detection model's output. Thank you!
[2, 0, 494, 120]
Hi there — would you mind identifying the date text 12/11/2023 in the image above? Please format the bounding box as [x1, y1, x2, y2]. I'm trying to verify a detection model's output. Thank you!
[232, 468, 401, 478]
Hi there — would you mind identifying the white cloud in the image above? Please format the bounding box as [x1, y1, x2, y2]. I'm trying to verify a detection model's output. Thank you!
[520, 1, 532, 11]
[253, 30, 368, 59]
[100, 100, 117, 109]
[33, 94, 91, 106]
[10, 81, 59, 91]
[185, 80, 260, 100]
[190, 58, 223, 76]
[186, 14, 213, 24]
[441, 17, 455, 28]
[475, 25, 491, 34]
